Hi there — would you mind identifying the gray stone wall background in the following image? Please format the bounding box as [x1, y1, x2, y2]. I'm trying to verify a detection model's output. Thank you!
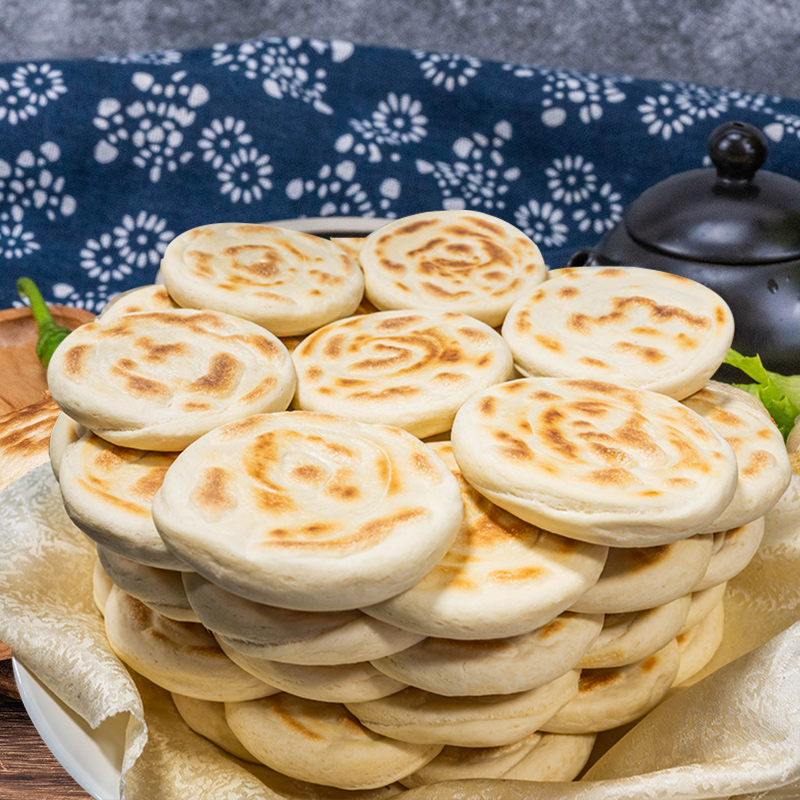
[0, 0, 798, 98]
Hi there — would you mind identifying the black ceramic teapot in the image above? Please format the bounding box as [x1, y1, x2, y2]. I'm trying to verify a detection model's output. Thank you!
[567, 120, 800, 374]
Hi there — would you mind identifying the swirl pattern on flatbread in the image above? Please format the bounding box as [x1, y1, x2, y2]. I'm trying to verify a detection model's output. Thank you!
[292, 310, 514, 438]
[451, 378, 739, 546]
[358, 210, 545, 326]
[161, 222, 365, 336]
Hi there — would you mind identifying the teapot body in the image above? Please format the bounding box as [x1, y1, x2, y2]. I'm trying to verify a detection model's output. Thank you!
[569, 224, 800, 375]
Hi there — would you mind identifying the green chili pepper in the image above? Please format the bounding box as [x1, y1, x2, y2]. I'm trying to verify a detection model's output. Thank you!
[16, 277, 72, 368]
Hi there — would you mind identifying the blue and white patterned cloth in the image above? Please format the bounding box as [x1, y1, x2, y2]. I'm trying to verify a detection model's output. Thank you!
[3, 37, 800, 312]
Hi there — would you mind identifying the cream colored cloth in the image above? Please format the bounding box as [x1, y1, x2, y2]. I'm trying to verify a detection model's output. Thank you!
[1, 464, 800, 799]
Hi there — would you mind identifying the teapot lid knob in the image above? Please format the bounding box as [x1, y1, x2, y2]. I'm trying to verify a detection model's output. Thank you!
[708, 120, 768, 182]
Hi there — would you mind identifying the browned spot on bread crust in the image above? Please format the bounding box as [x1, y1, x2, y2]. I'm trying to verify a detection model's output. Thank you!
[64, 344, 91, 378]
[192, 466, 236, 514]
[187, 353, 244, 396]
[130, 465, 170, 502]
[272, 697, 327, 742]
[579, 668, 621, 692]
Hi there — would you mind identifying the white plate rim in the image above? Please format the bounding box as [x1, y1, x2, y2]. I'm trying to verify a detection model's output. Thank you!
[13, 657, 127, 800]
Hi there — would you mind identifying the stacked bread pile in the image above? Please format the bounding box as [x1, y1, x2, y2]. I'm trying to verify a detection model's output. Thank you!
[43, 211, 792, 793]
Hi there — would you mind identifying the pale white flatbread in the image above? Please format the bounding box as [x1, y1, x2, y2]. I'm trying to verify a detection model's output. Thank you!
[683, 382, 792, 531]
[694, 518, 765, 592]
[182, 573, 424, 665]
[92, 556, 113, 616]
[160, 222, 365, 336]
[225, 693, 442, 790]
[451, 378, 738, 547]
[99, 284, 180, 321]
[48, 412, 85, 482]
[346, 669, 579, 747]
[0, 395, 59, 491]
[680, 582, 727, 635]
[363, 442, 607, 639]
[57, 431, 188, 571]
[502, 732, 597, 781]
[501, 266, 734, 400]
[358, 210, 546, 327]
[673, 600, 725, 687]
[579, 595, 691, 669]
[541, 639, 680, 734]
[171, 692, 258, 762]
[152, 412, 463, 611]
[96, 546, 197, 622]
[331, 236, 366, 263]
[401, 731, 596, 787]
[216, 638, 407, 703]
[103, 587, 276, 701]
[47, 308, 297, 451]
[291, 310, 514, 438]
[399, 731, 543, 786]
[371, 612, 603, 696]
[569, 534, 713, 614]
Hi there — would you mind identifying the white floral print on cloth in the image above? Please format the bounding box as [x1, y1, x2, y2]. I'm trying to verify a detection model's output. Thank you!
[211, 36, 353, 115]
[4, 35, 800, 311]
[503, 64, 630, 128]
[0, 62, 67, 125]
[413, 50, 482, 91]
[286, 160, 401, 217]
[416, 120, 520, 211]
[93, 70, 210, 182]
[0, 141, 76, 265]
[335, 93, 428, 163]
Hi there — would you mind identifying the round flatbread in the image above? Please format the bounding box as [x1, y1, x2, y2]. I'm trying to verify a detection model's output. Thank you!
[673, 599, 725, 687]
[694, 518, 765, 592]
[103, 587, 276, 702]
[451, 378, 739, 547]
[99, 284, 180, 321]
[579, 595, 691, 669]
[680, 582, 727, 635]
[216, 638, 407, 703]
[501, 266, 734, 400]
[225, 693, 442, 790]
[682, 382, 792, 531]
[346, 669, 579, 748]
[57, 431, 187, 570]
[291, 310, 514, 438]
[402, 731, 595, 787]
[96, 546, 197, 622]
[0, 395, 60, 491]
[541, 639, 680, 734]
[48, 412, 85, 482]
[171, 693, 258, 762]
[47, 308, 297, 450]
[569, 534, 713, 614]
[501, 732, 596, 781]
[92, 556, 114, 616]
[182, 573, 423, 665]
[371, 611, 603, 696]
[358, 210, 546, 327]
[160, 222, 365, 336]
[399, 731, 543, 786]
[152, 412, 463, 610]
[363, 442, 607, 639]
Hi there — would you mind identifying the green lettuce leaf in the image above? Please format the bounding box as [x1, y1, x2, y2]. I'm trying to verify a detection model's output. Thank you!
[723, 349, 800, 440]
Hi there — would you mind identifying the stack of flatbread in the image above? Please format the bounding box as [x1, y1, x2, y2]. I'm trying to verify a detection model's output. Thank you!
[39, 211, 793, 793]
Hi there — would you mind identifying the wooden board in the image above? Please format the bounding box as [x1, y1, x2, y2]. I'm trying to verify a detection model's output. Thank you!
[0, 306, 94, 415]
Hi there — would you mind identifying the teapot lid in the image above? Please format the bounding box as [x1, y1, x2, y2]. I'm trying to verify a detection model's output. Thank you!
[624, 121, 800, 265]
